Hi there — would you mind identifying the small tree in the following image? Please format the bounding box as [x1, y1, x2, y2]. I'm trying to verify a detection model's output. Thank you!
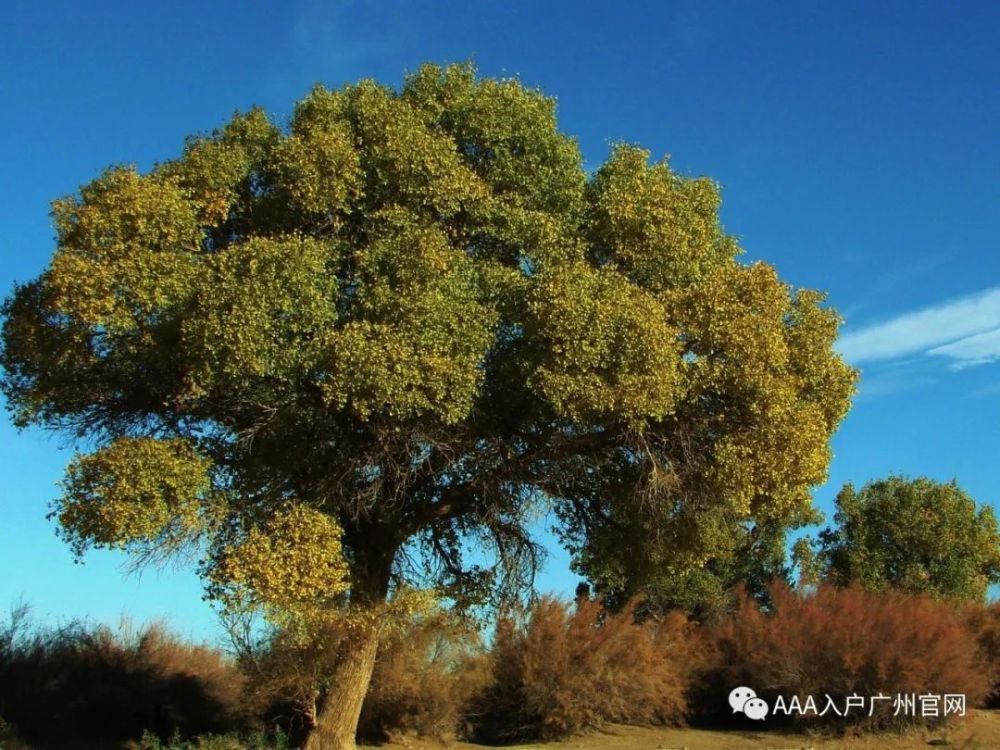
[791, 535, 821, 591]
[0, 63, 855, 749]
[816, 476, 1000, 602]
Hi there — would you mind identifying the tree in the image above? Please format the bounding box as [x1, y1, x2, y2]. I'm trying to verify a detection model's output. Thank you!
[791, 535, 821, 591]
[601, 514, 816, 622]
[0, 63, 855, 749]
[815, 476, 1000, 602]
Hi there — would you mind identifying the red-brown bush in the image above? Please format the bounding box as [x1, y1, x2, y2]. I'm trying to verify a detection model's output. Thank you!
[472, 596, 703, 742]
[698, 583, 990, 729]
[359, 611, 488, 741]
[964, 600, 1000, 708]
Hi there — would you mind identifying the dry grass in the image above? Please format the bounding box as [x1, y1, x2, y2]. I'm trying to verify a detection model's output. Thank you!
[381, 710, 1000, 750]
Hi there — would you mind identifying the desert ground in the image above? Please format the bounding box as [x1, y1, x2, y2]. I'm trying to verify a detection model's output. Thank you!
[388, 711, 1000, 750]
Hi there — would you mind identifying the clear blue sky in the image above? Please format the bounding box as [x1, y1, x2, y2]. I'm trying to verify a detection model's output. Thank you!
[2, 1, 998, 643]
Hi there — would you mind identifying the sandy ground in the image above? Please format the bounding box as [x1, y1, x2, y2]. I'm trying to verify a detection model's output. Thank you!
[386, 710, 1000, 750]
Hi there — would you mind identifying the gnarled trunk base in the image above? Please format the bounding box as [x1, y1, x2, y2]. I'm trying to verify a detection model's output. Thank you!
[303, 625, 379, 750]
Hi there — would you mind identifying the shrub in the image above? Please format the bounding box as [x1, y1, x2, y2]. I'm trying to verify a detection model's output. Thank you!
[237, 618, 344, 745]
[698, 583, 990, 729]
[133, 729, 289, 750]
[964, 600, 1000, 708]
[472, 596, 702, 742]
[0, 605, 250, 749]
[359, 610, 488, 741]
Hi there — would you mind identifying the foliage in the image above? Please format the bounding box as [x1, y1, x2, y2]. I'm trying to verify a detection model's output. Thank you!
[625, 515, 812, 621]
[1, 62, 854, 619]
[55, 437, 213, 560]
[205, 504, 349, 628]
[791, 535, 821, 590]
[472, 596, 702, 742]
[814, 476, 1000, 602]
[0, 61, 855, 744]
[0, 606, 250, 749]
[700, 583, 990, 730]
[134, 729, 289, 750]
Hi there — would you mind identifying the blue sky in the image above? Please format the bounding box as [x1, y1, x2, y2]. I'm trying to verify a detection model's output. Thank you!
[1, 1, 998, 643]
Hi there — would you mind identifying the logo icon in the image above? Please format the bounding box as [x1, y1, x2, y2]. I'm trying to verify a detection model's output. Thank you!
[729, 686, 769, 720]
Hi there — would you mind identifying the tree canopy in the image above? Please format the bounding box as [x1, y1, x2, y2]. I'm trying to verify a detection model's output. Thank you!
[1, 63, 855, 748]
[625, 514, 815, 621]
[814, 476, 1000, 602]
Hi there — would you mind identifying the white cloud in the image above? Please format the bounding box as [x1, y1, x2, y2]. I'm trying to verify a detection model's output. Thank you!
[836, 287, 1000, 364]
[928, 327, 1000, 370]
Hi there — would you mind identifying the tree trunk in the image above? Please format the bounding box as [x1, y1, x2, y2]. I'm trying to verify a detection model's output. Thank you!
[304, 532, 397, 750]
[303, 622, 379, 750]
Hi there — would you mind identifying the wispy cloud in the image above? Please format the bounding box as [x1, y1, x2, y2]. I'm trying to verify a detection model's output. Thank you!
[928, 327, 1000, 370]
[836, 286, 1000, 366]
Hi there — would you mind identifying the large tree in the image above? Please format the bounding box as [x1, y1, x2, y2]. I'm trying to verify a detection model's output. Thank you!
[0, 63, 855, 749]
[815, 476, 1000, 602]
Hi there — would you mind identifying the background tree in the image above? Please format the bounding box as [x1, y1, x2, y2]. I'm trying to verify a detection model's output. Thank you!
[0, 63, 855, 749]
[815, 476, 1000, 602]
[791, 535, 821, 591]
[599, 514, 817, 622]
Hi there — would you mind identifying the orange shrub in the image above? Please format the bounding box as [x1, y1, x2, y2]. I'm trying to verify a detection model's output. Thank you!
[472, 596, 702, 742]
[698, 583, 990, 729]
[359, 611, 488, 741]
[964, 600, 1000, 708]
